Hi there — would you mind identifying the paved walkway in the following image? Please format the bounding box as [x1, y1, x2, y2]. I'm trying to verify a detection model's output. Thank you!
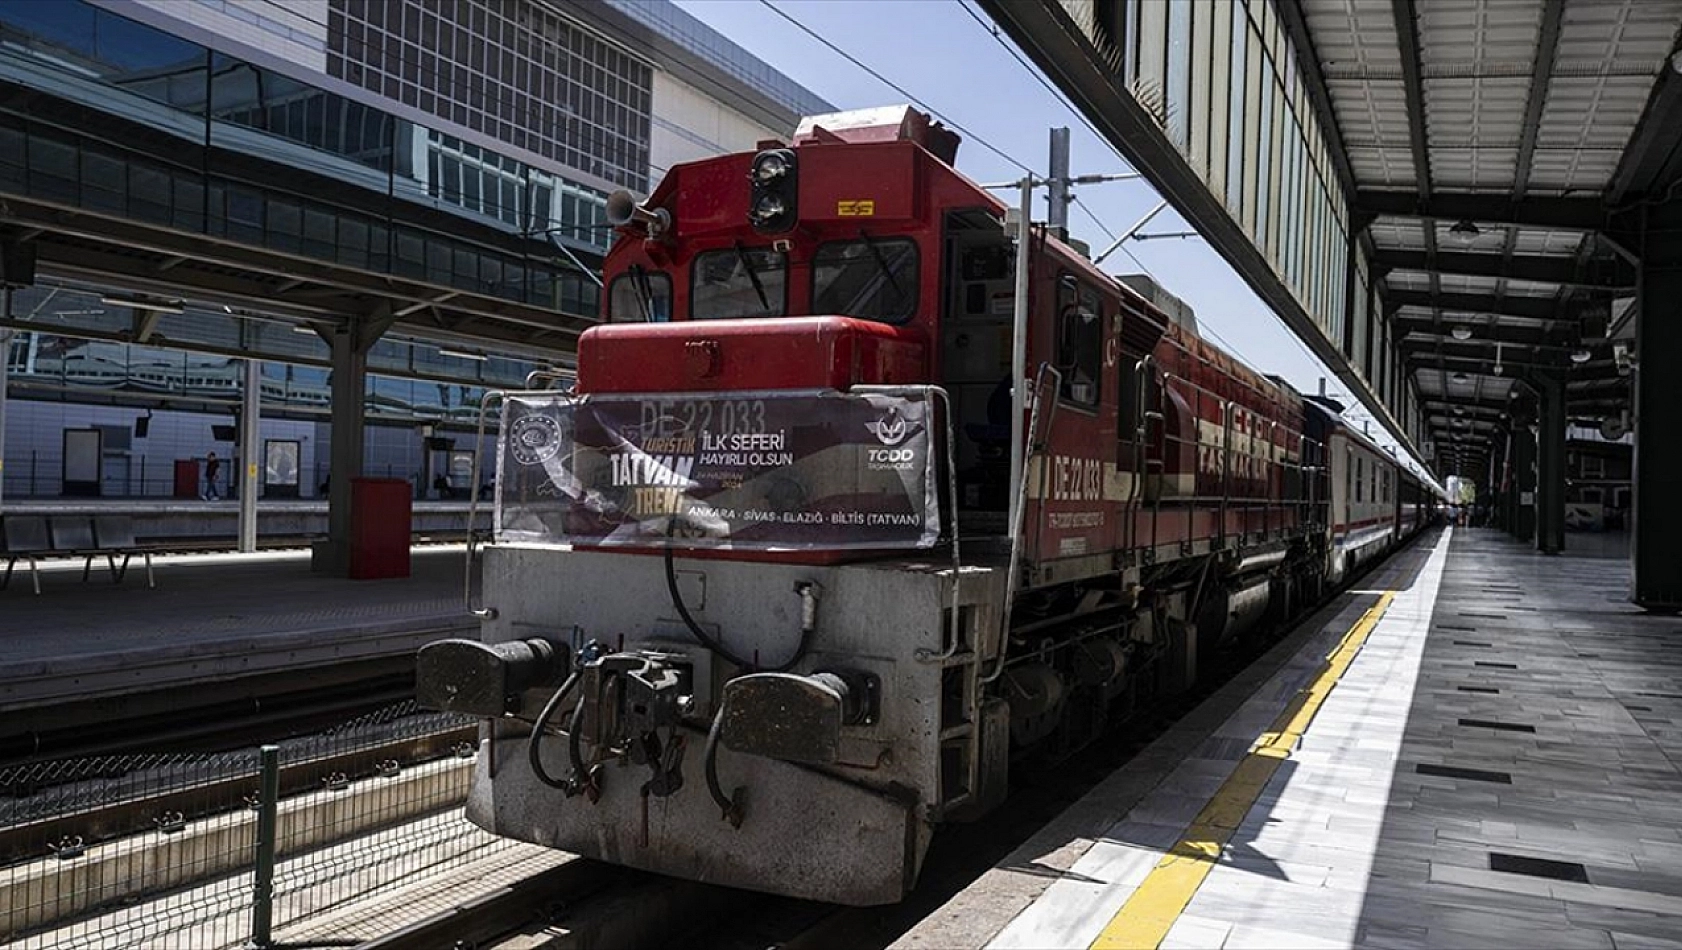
[901, 528, 1682, 949]
[0, 546, 476, 709]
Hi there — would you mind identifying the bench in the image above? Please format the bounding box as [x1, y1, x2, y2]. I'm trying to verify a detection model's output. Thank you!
[1, 514, 158, 594]
[92, 515, 159, 589]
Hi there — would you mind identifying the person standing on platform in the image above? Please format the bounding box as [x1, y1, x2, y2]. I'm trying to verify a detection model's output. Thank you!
[204, 451, 221, 500]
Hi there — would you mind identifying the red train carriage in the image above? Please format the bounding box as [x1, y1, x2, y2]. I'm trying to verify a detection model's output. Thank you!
[418, 106, 1436, 905]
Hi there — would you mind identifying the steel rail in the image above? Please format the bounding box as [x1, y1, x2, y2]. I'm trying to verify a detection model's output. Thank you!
[0, 721, 477, 866]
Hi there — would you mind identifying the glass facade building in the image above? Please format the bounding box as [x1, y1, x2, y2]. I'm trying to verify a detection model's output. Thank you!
[0, 0, 825, 499]
[328, 0, 653, 191]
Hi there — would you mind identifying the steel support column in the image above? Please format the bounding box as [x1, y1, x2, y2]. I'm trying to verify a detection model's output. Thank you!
[239, 359, 261, 552]
[312, 320, 372, 576]
[1533, 372, 1566, 555]
[1511, 419, 1538, 544]
[1633, 203, 1682, 610]
[0, 290, 10, 511]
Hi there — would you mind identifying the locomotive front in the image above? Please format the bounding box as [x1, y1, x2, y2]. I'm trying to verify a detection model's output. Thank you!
[417, 108, 1007, 905]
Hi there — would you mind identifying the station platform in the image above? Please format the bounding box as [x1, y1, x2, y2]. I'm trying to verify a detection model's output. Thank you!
[898, 527, 1682, 950]
[0, 545, 476, 712]
[2, 497, 484, 544]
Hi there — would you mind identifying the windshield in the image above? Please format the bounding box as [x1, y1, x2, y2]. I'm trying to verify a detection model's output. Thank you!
[812, 238, 918, 324]
[608, 269, 672, 322]
[691, 247, 787, 319]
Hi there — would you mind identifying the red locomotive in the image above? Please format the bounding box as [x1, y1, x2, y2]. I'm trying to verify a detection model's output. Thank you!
[418, 106, 1437, 905]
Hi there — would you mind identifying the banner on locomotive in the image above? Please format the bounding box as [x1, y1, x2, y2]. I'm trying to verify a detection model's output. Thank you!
[496, 390, 940, 549]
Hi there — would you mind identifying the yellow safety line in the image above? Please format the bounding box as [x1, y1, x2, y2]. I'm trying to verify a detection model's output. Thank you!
[1089, 590, 1398, 950]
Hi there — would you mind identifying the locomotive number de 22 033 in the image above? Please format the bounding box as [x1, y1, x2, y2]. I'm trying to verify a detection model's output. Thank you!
[637, 398, 769, 440]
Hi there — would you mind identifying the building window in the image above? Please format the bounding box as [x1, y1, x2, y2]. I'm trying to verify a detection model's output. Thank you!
[328, 0, 653, 190]
[423, 132, 606, 249]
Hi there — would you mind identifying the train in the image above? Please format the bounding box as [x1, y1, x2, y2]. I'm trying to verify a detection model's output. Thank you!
[417, 105, 1441, 906]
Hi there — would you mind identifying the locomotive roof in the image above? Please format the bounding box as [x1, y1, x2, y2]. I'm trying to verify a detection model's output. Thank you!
[633, 114, 1303, 426]
[1304, 396, 1415, 471]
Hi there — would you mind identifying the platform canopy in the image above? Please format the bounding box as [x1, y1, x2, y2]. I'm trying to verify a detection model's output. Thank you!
[978, 0, 1681, 479]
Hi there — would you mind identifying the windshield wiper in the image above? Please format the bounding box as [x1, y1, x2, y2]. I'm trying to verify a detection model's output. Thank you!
[733, 241, 771, 311]
[858, 230, 902, 294]
[628, 264, 654, 321]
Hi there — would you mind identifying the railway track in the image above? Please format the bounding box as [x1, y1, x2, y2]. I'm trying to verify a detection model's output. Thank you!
[358, 859, 762, 950]
[0, 715, 476, 867]
[0, 659, 430, 767]
[5, 534, 1425, 949]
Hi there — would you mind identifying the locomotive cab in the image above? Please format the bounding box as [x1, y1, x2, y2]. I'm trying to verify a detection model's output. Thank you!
[589, 109, 1064, 549]
[572, 107, 1003, 561]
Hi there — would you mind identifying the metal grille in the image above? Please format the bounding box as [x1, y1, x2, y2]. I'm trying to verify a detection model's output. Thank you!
[0, 702, 508, 949]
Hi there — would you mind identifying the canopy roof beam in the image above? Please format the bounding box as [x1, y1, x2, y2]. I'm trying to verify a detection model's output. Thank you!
[1357, 191, 1605, 231]
[1375, 249, 1631, 289]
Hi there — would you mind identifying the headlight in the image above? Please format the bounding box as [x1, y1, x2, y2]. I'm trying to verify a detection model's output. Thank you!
[753, 152, 789, 181]
[752, 193, 787, 224]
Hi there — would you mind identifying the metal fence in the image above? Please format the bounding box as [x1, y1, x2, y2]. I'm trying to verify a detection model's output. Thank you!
[0, 701, 499, 949]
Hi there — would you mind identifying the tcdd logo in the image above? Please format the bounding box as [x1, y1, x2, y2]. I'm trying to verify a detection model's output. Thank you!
[866, 406, 910, 446]
[869, 448, 916, 464]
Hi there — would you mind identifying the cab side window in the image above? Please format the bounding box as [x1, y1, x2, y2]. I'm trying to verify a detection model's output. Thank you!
[1118, 356, 1141, 440]
[1056, 277, 1102, 407]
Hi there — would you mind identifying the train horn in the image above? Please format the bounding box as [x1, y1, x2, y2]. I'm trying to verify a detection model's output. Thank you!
[606, 189, 672, 237]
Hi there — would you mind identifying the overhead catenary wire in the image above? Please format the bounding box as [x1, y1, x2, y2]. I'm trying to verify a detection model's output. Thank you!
[953, 0, 1139, 175]
[949, 0, 1420, 454]
[763, 0, 1314, 387]
[755, 0, 1178, 288]
[755, 0, 1037, 178]
[941, 0, 1282, 372]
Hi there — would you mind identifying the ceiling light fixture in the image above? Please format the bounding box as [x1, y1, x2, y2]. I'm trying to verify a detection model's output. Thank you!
[1448, 220, 1481, 244]
[438, 347, 489, 362]
[1450, 326, 1473, 341]
[1570, 348, 1592, 364]
[1453, 406, 1466, 415]
[101, 294, 185, 314]
[1451, 372, 1470, 383]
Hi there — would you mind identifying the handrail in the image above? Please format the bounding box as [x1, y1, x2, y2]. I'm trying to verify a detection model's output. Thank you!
[523, 369, 574, 390]
[463, 387, 513, 620]
[1149, 370, 1169, 551]
[982, 363, 1061, 685]
[1219, 400, 1234, 548]
[467, 369, 573, 614]
[1123, 355, 1155, 555]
